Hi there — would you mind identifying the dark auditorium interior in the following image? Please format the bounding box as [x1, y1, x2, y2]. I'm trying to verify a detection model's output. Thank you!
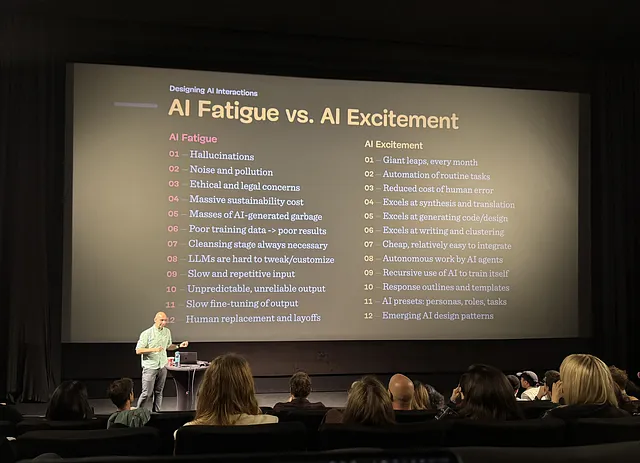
[1, 1, 640, 462]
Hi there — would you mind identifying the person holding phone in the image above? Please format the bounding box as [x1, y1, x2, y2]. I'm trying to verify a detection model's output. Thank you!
[135, 312, 188, 411]
[536, 370, 560, 401]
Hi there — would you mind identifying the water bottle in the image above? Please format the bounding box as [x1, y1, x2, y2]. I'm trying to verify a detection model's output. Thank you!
[175, 351, 181, 368]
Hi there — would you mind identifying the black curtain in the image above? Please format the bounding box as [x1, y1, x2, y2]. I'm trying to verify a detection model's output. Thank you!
[0, 13, 63, 401]
[591, 58, 640, 372]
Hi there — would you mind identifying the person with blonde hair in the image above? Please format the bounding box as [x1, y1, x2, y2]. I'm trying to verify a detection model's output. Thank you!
[545, 354, 629, 419]
[410, 381, 431, 410]
[182, 353, 278, 427]
[322, 380, 362, 424]
[342, 376, 395, 426]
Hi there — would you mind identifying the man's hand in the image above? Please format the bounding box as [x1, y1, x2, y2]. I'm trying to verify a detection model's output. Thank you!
[154, 347, 164, 353]
[179, 341, 189, 348]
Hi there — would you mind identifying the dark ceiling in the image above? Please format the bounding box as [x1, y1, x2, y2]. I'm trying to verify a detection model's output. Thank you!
[4, 1, 640, 54]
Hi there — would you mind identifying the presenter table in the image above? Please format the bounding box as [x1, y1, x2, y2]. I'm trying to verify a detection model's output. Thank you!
[166, 361, 208, 411]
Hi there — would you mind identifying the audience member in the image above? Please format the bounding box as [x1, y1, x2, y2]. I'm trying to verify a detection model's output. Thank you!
[388, 374, 414, 410]
[45, 380, 93, 421]
[625, 377, 640, 398]
[273, 372, 325, 412]
[448, 364, 523, 420]
[535, 370, 560, 401]
[342, 376, 395, 426]
[518, 371, 540, 401]
[322, 380, 360, 424]
[506, 375, 520, 397]
[107, 378, 151, 428]
[410, 381, 431, 410]
[608, 366, 639, 414]
[609, 366, 638, 400]
[182, 353, 277, 427]
[425, 384, 445, 410]
[0, 402, 22, 423]
[545, 354, 629, 419]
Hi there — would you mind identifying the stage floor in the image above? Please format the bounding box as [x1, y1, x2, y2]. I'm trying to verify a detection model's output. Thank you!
[15, 392, 348, 417]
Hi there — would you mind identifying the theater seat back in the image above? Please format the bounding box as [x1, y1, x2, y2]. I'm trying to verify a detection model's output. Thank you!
[16, 418, 107, 435]
[318, 421, 450, 450]
[447, 418, 566, 447]
[394, 410, 438, 423]
[0, 420, 16, 438]
[174, 422, 307, 455]
[146, 411, 195, 454]
[16, 427, 161, 459]
[566, 416, 640, 445]
[276, 409, 328, 430]
[517, 401, 557, 419]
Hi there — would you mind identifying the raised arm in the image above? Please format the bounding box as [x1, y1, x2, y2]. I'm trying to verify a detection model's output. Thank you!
[167, 341, 189, 351]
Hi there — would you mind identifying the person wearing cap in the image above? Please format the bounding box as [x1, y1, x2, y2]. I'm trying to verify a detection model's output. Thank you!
[518, 371, 540, 401]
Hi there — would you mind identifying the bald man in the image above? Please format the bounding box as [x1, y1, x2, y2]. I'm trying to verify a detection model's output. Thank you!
[389, 374, 414, 411]
[135, 312, 188, 411]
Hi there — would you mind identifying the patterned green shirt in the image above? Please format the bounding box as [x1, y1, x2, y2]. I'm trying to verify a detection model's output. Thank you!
[136, 325, 172, 369]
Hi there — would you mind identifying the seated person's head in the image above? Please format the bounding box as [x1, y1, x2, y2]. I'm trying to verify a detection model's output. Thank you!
[343, 376, 395, 426]
[425, 384, 445, 410]
[194, 353, 260, 425]
[519, 371, 538, 389]
[348, 380, 361, 395]
[410, 380, 431, 410]
[108, 378, 134, 411]
[458, 364, 521, 420]
[388, 374, 414, 410]
[560, 354, 618, 407]
[45, 380, 93, 421]
[289, 372, 312, 399]
[506, 375, 520, 396]
[543, 370, 561, 393]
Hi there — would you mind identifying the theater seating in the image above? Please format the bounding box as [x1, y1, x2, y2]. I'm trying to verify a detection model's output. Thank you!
[565, 416, 640, 446]
[146, 411, 195, 454]
[0, 420, 16, 437]
[318, 421, 450, 450]
[455, 440, 640, 463]
[445, 418, 566, 447]
[276, 409, 328, 431]
[16, 427, 161, 459]
[174, 422, 307, 455]
[12, 411, 640, 459]
[14, 443, 640, 463]
[16, 417, 108, 435]
[517, 401, 557, 419]
[9, 448, 462, 463]
[394, 409, 439, 423]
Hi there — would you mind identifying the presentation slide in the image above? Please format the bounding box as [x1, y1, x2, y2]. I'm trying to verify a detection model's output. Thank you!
[66, 63, 585, 342]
